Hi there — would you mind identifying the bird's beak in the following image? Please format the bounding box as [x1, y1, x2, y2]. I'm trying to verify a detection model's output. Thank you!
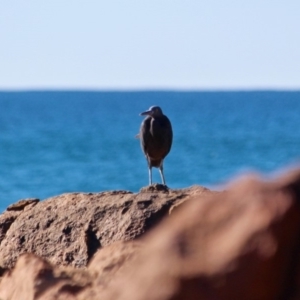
[140, 110, 151, 116]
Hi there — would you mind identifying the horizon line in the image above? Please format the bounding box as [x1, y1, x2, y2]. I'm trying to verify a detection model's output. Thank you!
[0, 87, 300, 93]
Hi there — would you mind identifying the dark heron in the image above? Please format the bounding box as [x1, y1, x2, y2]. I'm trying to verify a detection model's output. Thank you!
[138, 106, 173, 185]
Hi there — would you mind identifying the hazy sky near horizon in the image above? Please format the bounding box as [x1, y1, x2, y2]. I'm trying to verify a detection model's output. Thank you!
[1, 1, 299, 90]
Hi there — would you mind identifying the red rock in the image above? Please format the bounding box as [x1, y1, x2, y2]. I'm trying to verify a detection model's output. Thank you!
[99, 171, 300, 300]
[1, 170, 300, 300]
[0, 253, 91, 300]
[0, 185, 208, 269]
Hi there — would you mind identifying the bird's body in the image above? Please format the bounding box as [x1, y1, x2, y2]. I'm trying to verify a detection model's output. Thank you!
[139, 106, 173, 185]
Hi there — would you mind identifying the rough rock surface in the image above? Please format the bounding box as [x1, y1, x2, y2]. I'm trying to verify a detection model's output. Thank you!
[0, 184, 209, 269]
[101, 171, 300, 300]
[1, 170, 300, 300]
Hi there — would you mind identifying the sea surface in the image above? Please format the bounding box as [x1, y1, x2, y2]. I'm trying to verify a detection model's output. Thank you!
[0, 91, 299, 211]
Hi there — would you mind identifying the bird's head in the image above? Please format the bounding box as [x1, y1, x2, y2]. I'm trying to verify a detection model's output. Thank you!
[140, 106, 163, 117]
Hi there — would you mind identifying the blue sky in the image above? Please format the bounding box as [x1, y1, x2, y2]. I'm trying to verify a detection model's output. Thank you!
[1, 1, 299, 90]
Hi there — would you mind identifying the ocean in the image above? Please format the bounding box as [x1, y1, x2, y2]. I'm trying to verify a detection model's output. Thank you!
[0, 91, 299, 211]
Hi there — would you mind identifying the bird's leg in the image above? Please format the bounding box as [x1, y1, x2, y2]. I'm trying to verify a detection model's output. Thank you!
[148, 167, 152, 185]
[147, 158, 153, 185]
[159, 163, 166, 185]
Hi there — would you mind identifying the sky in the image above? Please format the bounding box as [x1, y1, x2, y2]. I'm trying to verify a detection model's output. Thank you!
[1, 1, 300, 90]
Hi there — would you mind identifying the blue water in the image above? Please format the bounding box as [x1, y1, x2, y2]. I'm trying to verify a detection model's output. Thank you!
[0, 91, 299, 211]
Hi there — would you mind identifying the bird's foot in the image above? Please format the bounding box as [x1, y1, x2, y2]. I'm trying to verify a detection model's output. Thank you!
[140, 183, 169, 193]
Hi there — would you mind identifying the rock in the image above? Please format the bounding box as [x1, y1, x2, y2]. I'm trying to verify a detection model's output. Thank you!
[6, 198, 40, 211]
[140, 184, 170, 193]
[85, 241, 143, 297]
[1, 170, 300, 300]
[0, 253, 91, 300]
[88, 241, 142, 278]
[0, 186, 209, 269]
[0, 210, 22, 245]
[0, 241, 143, 300]
[169, 185, 214, 214]
[100, 170, 300, 300]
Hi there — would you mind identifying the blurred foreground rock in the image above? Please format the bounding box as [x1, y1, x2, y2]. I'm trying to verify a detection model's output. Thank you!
[1, 170, 300, 299]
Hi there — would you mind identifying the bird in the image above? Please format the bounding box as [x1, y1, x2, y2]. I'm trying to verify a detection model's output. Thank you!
[138, 106, 173, 186]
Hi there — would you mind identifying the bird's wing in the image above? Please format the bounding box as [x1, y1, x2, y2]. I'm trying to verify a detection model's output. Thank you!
[140, 117, 152, 154]
[161, 116, 173, 155]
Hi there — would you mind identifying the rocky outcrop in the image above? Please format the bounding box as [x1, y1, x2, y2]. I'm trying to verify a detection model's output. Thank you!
[0, 185, 210, 269]
[102, 171, 300, 300]
[1, 170, 300, 300]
